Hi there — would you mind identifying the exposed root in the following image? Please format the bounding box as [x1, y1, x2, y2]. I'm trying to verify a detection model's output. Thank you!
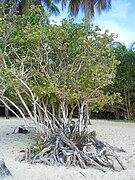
[23, 120, 125, 172]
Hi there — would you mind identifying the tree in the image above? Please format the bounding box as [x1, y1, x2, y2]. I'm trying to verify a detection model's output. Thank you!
[0, 0, 60, 16]
[0, 10, 118, 129]
[0, 6, 119, 129]
[60, 0, 111, 23]
[0, 7, 125, 171]
[106, 44, 135, 120]
[0, 0, 112, 24]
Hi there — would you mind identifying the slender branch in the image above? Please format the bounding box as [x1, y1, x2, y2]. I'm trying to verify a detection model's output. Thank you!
[0, 98, 21, 120]
[16, 90, 34, 121]
[0, 96, 29, 125]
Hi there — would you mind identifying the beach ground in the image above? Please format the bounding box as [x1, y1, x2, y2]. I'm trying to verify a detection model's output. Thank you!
[0, 117, 135, 180]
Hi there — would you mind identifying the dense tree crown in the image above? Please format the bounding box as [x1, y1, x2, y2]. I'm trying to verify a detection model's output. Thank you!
[0, 7, 119, 125]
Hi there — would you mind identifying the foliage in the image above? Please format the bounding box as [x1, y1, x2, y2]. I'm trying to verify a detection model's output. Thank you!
[0, 0, 60, 16]
[0, 7, 119, 132]
[30, 134, 48, 155]
[105, 44, 135, 120]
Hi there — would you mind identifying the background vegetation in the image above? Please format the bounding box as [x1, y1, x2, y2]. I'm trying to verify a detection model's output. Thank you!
[0, 2, 135, 123]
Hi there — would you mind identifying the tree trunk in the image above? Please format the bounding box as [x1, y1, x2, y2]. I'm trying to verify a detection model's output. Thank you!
[69, 103, 77, 121]
[5, 106, 9, 119]
[84, 104, 91, 127]
[57, 101, 61, 122]
[61, 99, 67, 126]
[113, 107, 120, 120]
[124, 87, 131, 120]
[37, 105, 44, 123]
[127, 89, 131, 120]
[84, 0, 91, 25]
[79, 100, 85, 135]
[51, 102, 55, 128]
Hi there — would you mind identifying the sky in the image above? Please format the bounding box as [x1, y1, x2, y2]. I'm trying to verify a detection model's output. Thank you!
[50, 0, 135, 48]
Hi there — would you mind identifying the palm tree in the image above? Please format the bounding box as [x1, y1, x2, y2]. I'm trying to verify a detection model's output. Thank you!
[60, 0, 111, 24]
[0, 0, 60, 16]
[1, 0, 111, 23]
[34, 0, 60, 16]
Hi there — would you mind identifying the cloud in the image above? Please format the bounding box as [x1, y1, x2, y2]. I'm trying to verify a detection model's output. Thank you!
[93, 0, 135, 47]
[104, 0, 131, 20]
[50, 0, 135, 47]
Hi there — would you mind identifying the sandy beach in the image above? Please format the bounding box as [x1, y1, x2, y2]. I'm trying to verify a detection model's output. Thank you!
[0, 117, 135, 180]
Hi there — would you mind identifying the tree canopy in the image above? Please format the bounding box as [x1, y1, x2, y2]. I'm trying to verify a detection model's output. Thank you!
[106, 44, 135, 120]
[0, 6, 119, 128]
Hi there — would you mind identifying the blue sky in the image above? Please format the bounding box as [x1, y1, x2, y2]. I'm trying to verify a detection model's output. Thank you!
[50, 0, 135, 48]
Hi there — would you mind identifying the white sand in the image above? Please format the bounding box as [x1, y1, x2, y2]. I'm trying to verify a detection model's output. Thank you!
[0, 117, 135, 180]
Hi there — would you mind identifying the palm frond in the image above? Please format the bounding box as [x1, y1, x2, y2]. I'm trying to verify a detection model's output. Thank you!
[43, 0, 60, 15]
[68, 0, 81, 16]
[95, 0, 111, 15]
[61, 0, 67, 10]
[68, 0, 111, 18]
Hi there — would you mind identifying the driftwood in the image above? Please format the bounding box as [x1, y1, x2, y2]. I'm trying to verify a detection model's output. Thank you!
[0, 159, 14, 180]
[22, 120, 126, 172]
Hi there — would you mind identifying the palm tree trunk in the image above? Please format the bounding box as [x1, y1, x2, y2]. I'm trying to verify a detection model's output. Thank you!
[84, 0, 91, 25]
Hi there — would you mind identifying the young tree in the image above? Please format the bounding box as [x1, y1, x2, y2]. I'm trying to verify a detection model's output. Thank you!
[0, 6, 119, 129]
[0, 8, 125, 170]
